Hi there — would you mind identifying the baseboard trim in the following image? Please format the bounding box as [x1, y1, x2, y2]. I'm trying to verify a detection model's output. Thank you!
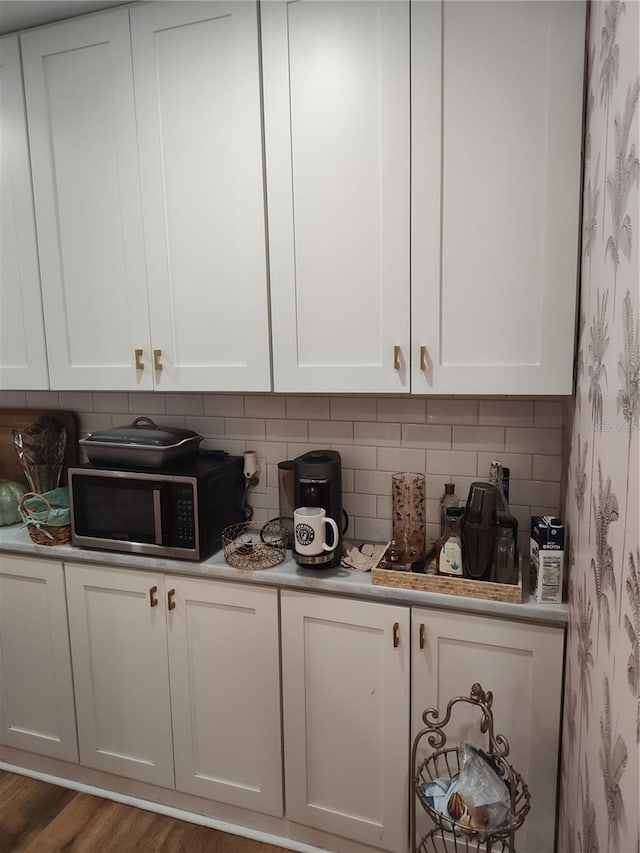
[0, 760, 325, 853]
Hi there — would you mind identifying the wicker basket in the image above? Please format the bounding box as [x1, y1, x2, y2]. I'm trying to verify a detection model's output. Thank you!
[19, 489, 71, 545]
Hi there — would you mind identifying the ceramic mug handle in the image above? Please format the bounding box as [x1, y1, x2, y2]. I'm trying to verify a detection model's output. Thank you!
[322, 516, 340, 551]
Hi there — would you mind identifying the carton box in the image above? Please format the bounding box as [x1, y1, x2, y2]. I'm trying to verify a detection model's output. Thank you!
[530, 516, 564, 603]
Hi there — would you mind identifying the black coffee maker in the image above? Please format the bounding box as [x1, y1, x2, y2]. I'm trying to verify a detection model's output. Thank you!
[292, 449, 343, 568]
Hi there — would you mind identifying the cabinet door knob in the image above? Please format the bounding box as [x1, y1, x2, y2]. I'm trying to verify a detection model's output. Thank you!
[393, 621, 400, 648]
[394, 346, 401, 371]
[419, 622, 426, 650]
[419, 346, 427, 372]
[167, 588, 176, 611]
[153, 349, 163, 372]
[135, 349, 144, 371]
[149, 585, 158, 607]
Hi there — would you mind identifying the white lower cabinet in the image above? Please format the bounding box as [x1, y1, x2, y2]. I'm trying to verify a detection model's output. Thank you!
[281, 590, 410, 852]
[2, 554, 566, 853]
[64, 564, 283, 816]
[166, 575, 282, 816]
[0, 555, 77, 762]
[65, 563, 174, 787]
[411, 608, 564, 853]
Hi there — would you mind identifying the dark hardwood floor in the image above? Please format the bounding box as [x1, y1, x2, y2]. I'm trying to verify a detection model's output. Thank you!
[0, 770, 290, 853]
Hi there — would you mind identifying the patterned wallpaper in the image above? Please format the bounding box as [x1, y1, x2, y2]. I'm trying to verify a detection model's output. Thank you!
[559, 3, 639, 852]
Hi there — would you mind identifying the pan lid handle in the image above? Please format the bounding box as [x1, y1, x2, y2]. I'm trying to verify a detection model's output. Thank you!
[131, 417, 158, 430]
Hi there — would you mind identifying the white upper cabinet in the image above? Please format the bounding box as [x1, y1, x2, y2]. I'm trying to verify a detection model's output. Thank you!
[262, 1, 410, 393]
[21, 9, 153, 391]
[0, 36, 49, 390]
[411, 0, 585, 394]
[17, 0, 583, 395]
[130, 1, 270, 391]
[263, 0, 584, 395]
[21, 2, 271, 392]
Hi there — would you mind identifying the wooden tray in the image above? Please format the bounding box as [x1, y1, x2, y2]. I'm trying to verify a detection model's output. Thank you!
[372, 562, 523, 604]
[0, 409, 78, 487]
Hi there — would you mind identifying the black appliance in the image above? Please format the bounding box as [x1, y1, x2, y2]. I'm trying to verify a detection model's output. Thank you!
[462, 481, 498, 581]
[277, 459, 296, 548]
[292, 449, 343, 568]
[69, 456, 244, 561]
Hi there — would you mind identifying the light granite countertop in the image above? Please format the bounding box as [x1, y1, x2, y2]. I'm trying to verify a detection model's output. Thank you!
[0, 524, 568, 626]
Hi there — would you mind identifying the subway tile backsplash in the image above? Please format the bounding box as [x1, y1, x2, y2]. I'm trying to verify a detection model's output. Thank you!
[1, 391, 568, 557]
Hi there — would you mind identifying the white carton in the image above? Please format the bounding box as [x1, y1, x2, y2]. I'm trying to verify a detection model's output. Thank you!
[530, 516, 564, 604]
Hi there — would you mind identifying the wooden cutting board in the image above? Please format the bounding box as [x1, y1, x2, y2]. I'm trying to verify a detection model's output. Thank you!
[0, 409, 78, 488]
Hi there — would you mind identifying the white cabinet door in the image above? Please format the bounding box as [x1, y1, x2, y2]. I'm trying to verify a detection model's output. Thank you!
[411, 0, 585, 394]
[411, 608, 564, 853]
[0, 36, 49, 390]
[167, 576, 282, 815]
[281, 590, 409, 851]
[262, 1, 410, 393]
[21, 9, 152, 391]
[130, 2, 271, 392]
[65, 564, 173, 788]
[0, 555, 77, 762]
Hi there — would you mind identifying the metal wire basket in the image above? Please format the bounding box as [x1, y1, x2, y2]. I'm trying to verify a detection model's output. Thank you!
[414, 746, 530, 851]
[222, 520, 287, 570]
[411, 684, 531, 853]
[416, 827, 512, 853]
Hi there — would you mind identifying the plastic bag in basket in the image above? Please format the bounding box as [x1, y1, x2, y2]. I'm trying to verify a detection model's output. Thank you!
[421, 743, 510, 835]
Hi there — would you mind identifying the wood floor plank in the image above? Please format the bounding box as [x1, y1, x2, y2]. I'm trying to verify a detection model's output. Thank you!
[0, 773, 76, 853]
[76, 799, 167, 852]
[19, 793, 111, 853]
[138, 820, 287, 853]
[0, 772, 290, 853]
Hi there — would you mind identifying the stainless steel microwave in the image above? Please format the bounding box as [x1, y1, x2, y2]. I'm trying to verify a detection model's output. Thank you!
[68, 457, 245, 561]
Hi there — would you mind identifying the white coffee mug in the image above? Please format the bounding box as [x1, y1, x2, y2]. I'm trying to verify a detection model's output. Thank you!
[294, 507, 339, 555]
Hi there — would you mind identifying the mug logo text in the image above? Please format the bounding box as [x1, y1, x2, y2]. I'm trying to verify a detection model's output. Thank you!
[295, 523, 315, 546]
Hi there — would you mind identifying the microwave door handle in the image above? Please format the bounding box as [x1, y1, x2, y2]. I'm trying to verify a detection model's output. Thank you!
[153, 488, 163, 545]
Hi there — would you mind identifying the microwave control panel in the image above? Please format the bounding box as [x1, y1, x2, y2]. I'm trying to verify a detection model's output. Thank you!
[176, 483, 196, 546]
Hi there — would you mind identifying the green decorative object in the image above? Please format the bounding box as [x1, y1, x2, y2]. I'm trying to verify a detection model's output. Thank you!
[0, 478, 28, 526]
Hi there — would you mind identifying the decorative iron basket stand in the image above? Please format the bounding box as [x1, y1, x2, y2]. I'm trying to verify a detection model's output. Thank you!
[411, 683, 531, 853]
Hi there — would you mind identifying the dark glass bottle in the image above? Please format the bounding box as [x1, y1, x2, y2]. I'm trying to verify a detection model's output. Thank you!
[501, 467, 510, 503]
[494, 518, 516, 584]
[439, 482, 459, 537]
